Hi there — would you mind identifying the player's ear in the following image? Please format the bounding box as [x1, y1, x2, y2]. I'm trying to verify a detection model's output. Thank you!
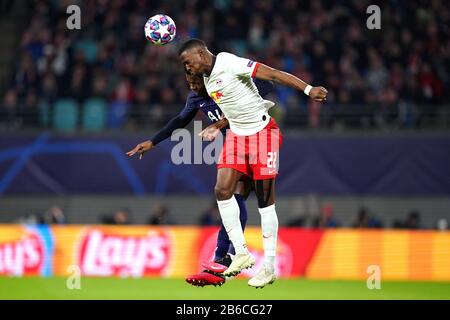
[197, 47, 206, 60]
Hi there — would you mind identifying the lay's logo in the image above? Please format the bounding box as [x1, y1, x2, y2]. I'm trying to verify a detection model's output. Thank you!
[210, 90, 224, 103]
[78, 229, 172, 277]
[0, 233, 45, 276]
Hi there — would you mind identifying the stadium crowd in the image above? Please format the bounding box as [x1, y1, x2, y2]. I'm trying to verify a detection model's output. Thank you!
[14, 201, 448, 230]
[1, 0, 449, 131]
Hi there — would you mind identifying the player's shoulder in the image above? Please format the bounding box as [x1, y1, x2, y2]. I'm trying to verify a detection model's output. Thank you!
[217, 52, 236, 59]
[217, 52, 240, 64]
[186, 91, 212, 107]
[187, 90, 199, 100]
[185, 91, 201, 107]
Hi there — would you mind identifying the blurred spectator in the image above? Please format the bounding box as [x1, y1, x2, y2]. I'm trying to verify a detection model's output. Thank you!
[436, 218, 448, 231]
[16, 213, 40, 225]
[63, 56, 91, 102]
[12, 51, 38, 97]
[21, 90, 40, 127]
[312, 202, 340, 228]
[2, 0, 449, 131]
[148, 202, 174, 225]
[40, 72, 59, 103]
[352, 207, 383, 228]
[40, 205, 67, 224]
[199, 200, 221, 226]
[101, 208, 132, 225]
[393, 210, 422, 229]
[0, 89, 20, 128]
[108, 78, 135, 128]
[15, 206, 67, 224]
[392, 218, 403, 229]
[305, 194, 320, 218]
[403, 210, 422, 229]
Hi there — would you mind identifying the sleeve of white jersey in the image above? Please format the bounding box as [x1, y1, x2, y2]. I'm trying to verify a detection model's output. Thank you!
[222, 52, 259, 78]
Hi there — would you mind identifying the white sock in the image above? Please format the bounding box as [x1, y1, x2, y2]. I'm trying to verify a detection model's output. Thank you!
[259, 204, 278, 273]
[217, 196, 248, 255]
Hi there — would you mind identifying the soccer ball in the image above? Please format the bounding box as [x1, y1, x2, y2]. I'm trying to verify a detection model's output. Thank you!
[144, 14, 176, 45]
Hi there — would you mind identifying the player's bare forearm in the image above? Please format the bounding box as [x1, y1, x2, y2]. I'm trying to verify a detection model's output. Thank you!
[198, 118, 228, 141]
[255, 63, 307, 90]
[214, 117, 229, 130]
[255, 63, 328, 102]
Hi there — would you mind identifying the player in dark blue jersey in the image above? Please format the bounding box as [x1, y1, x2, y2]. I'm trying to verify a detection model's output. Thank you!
[127, 72, 274, 286]
[130, 73, 274, 152]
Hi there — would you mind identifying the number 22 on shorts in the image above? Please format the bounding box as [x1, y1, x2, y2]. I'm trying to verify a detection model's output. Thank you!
[267, 152, 277, 173]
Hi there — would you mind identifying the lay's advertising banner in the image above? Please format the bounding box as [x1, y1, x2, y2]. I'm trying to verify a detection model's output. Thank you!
[0, 225, 53, 276]
[0, 225, 449, 280]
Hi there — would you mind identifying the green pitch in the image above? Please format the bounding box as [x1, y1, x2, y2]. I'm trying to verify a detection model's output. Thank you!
[0, 277, 449, 300]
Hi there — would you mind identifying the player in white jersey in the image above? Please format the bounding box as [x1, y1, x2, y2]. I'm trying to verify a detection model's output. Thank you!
[179, 39, 327, 288]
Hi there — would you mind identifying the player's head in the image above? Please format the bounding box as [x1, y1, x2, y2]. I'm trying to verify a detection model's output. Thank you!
[185, 69, 207, 96]
[178, 38, 210, 75]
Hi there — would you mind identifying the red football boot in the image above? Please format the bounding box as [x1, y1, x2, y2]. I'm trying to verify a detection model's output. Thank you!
[201, 261, 228, 274]
[186, 254, 232, 287]
[185, 271, 225, 287]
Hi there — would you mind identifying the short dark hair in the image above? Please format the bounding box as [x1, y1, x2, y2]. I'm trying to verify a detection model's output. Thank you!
[178, 38, 206, 56]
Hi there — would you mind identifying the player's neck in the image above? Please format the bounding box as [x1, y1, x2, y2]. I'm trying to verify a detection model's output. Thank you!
[204, 54, 216, 76]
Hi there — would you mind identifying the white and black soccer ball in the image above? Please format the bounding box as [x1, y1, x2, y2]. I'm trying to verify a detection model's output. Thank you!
[144, 14, 176, 45]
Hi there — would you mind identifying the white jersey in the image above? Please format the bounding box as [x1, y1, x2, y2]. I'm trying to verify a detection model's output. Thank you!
[203, 52, 275, 136]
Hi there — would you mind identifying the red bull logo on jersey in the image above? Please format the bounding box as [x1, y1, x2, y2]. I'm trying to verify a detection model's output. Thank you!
[210, 90, 224, 103]
[78, 229, 172, 277]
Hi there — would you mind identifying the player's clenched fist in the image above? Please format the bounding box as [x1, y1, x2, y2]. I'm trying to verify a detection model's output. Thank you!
[309, 86, 328, 102]
[199, 125, 221, 141]
[198, 118, 228, 141]
[126, 140, 154, 159]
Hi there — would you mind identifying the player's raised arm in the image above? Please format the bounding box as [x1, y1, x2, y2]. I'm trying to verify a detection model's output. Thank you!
[126, 140, 154, 160]
[127, 100, 198, 159]
[254, 63, 328, 102]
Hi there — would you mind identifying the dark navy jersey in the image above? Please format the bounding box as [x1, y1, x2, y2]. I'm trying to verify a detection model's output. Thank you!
[181, 91, 223, 124]
[182, 78, 274, 125]
[150, 79, 274, 145]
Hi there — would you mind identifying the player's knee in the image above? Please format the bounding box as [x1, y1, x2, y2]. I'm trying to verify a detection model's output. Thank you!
[215, 184, 234, 200]
[255, 180, 275, 208]
[256, 191, 275, 208]
[257, 197, 271, 208]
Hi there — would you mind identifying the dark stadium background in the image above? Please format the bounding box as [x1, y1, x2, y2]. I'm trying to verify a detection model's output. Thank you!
[0, 0, 449, 300]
